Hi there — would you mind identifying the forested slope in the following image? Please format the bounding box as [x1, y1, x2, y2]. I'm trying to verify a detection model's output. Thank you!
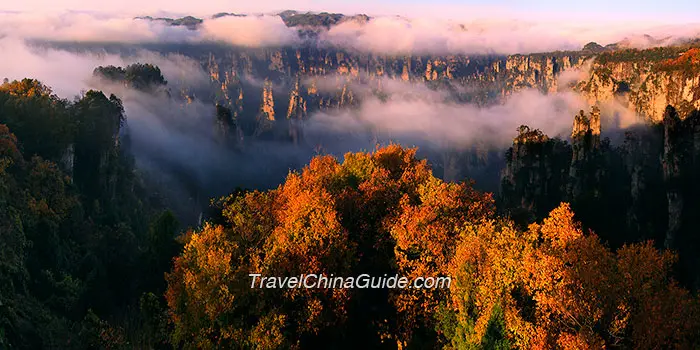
[0, 79, 179, 349]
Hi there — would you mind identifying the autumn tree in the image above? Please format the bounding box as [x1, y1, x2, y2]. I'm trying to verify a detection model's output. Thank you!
[166, 143, 700, 349]
[166, 144, 495, 349]
[0, 79, 73, 161]
[389, 177, 493, 346]
[441, 203, 700, 349]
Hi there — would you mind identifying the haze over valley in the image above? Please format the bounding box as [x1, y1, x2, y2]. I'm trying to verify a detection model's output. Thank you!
[2, 3, 700, 349]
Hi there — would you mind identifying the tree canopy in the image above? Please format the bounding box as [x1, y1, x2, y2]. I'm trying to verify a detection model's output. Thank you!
[165, 145, 700, 349]
[0, 79, 179, 349]
[93, 64, 168, 91]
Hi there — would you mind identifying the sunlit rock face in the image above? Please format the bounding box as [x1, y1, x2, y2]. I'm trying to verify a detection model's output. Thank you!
[569, 107, 602, 198]
[578, 48, 700, 122]
[197, 47, 593, 142]
[120, 14, 700, 132]
[186, 42, 700, 145]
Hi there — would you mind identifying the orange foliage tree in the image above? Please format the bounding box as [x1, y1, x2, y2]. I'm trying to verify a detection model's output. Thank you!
[444, 203, 700, 349]
[166, 145, 700, 349]
[165, 145, 494, 348]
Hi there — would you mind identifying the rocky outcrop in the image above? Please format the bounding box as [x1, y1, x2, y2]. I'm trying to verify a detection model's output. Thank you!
[287, 79, 307, 144]
[662, 106, 684, 249]
[578, 47, 700, 122]
[194, 43, 700, 150]
[197, 47, 594, 143]
[60, 143, 75, 180]
[501, 107, 606, 222]
[500, 104, 700, 289]
[215, 104, 242, 146]
[255, 79, 276, 137]
[618, 126, 665, 242]
[504, 54, 586, 94]
[659, 106, 700, 289]
[660, 106, 700, 251]
[568, 107, 602, 198]
[500, 125, 571, 222]
[134, 15, 203, 30]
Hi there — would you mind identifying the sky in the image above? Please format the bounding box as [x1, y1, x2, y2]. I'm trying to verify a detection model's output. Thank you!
[3, 0, 700, 23]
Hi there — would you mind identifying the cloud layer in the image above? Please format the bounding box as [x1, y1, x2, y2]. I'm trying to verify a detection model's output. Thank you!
[0, 37, 208, 98]
[321, 16, 700, 55]
[200, 15, 301, 47]
[304, 79, 585, 151]
[1, 11, 699, 54]
[0, 12, 298, 48]
[0, 8, 676, 221]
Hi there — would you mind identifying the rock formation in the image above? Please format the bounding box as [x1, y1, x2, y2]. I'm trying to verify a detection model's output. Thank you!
[500, 125, 571, 223]
[500, 104, 700, 289]
[568, 107, 602, 199]
[578, 47, 700, 121]
[255, 79, 276, 137]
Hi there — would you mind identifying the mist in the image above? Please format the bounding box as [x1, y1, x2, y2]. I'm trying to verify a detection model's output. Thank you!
[0, 12, 196, 43]
[0, 37, 209, 98]
[1, 11, 699, 54]
[105, 85, 312, 222]
[306, 82, 579, 150]
[0, 10, 663, 224]
[0, 37, 304, 221]
[0, 12, 300, 48]
[200, 15, 301, 47]
[320, 16, 700, 55]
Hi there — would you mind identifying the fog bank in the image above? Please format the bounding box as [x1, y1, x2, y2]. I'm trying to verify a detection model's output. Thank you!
[1, 11, 699, 54]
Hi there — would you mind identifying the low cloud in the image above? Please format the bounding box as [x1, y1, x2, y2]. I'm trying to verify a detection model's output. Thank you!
[2, 11, 699, 55]
[0, 12, 300, 48]
[0, 37, 208, 98]
[304, 74, 644, 154]
[305, 82, 586, 151]
[0, 12, 195, 43]
[320, 17, 580, 55]
[321, 16, 700, 55]
[200, 15, 301, 47]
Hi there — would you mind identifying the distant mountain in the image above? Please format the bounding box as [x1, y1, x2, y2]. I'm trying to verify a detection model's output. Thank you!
[278, 10, 370, 28]
[582, 42, 607, 53]
[212, 12, 247, 19]
[134, 15, 203, 30]
[135, 11, 372, 31]
[133, 11, 700, 53]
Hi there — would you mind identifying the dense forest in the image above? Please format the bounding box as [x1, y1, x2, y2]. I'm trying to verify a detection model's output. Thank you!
[164, 145, 700, 349]
[3, 45, 700, 348]
[0, 79, 178, 348]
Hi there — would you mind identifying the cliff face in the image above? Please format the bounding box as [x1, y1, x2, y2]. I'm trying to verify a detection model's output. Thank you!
[662, 106, 685, 249]
[661, 107, 700, 289]
[500, 126, 571, 222]
[660, 107, 700, 253]
[198, 47, 592, 143]
[503, 54, 587, 95]
[569, 107, 602, 198]
[501, 107, 605, 221]
[500, 105, 700, 289]
[619, 126, 665, 242]
[578, 48, 700, 121]
[197, 44, 700, 145]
